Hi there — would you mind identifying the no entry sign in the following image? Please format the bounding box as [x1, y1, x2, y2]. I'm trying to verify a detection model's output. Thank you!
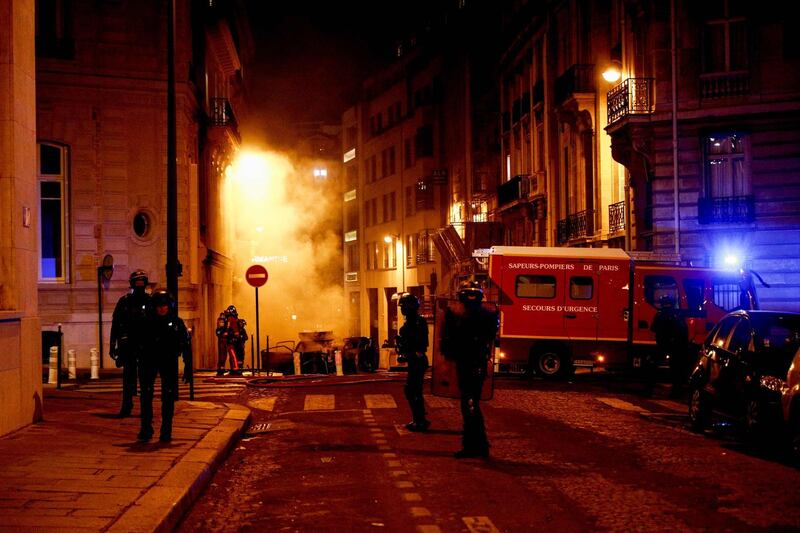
[245, 264, 268, 287]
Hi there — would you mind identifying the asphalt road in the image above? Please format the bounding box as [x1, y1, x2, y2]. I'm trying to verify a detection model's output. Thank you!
[177, 373, 800, 532]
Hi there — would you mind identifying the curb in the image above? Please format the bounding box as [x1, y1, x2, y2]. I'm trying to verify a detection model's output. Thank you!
[107, 403, 251, 533]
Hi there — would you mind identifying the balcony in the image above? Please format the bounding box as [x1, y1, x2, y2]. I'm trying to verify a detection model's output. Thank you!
[698, 195, 755, 225]
[497, 173, 542, 209]
[700, 71, 750, 100]
[608, 201, 625, 233]
[209, 97, 240, 142]
[554, 64, 595, 105]
[557, 210, 594, 244]
[607, 78, 655, 125]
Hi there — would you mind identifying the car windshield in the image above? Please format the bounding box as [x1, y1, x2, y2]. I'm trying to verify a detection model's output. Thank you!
[750, 314, 800, 376]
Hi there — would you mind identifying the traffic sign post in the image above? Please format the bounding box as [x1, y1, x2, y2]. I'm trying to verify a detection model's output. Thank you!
[245, 265, 268, 376]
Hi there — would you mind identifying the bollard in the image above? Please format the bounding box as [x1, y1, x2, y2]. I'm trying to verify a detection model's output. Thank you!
[67, 349, 77, 379]
[48, 346, 58, 384]
[89, 348, 100, 380]
[293, 352, 301, 375]
[334, 349, 343, 376]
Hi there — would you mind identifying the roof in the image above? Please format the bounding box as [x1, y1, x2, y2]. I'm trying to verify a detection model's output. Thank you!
[489, 246, 630, 260]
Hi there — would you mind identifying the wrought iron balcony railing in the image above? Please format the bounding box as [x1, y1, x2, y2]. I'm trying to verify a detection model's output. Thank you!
[554, 64, 595, 105]
[700, 71, 750, 100]
[607, 78, 655, 125]
[497, 173, 543, 208]
[210, 97, 239, 137]
[557, 209, 594, 244]
[698, 195, 755, 225]
[608, 201, 625, 233]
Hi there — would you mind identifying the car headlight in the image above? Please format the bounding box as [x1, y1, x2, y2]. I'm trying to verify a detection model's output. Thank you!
[759, 375, 787, 393]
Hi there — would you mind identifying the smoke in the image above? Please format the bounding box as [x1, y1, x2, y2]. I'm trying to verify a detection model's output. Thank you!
[222, 147, 344, 348]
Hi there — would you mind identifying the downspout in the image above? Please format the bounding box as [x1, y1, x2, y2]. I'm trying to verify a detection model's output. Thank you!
[671, 0, 680, 257]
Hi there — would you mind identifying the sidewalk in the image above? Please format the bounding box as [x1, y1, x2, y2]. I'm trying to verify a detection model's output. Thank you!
[0, 384, 250, 532]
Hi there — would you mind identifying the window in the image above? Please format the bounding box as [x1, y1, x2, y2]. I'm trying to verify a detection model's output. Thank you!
[389, 191, 396, 221]
[415, 125, 434, 157]
[404, 138, 413, 168]
[345, 243, 359, 272]
[728, 320, 753, 354]
[404, 186, 414, 217]
[684, 279, 706, 314]
[382, 238, 396, 269]
[644, 275, 679, 308]
[703, 0, 747, 73]
[363, 201, 370, 227]
[406, 234, 416, 267]
[382, 194, 388, 223]
[36, 0, 73, 59]
[371, 199, 378, 227]
[516, 275, 556, 299]
[704, 133, 749, 198]
[132, 211, 152, 238]
[388, 146, 396, 176]
[713, 278, 744, 311]
[709, 316, 740, 349]
[570, 276, 593, 300]
[38, 142, 69, 281]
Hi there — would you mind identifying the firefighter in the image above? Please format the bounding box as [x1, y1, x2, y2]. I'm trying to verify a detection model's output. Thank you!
[109, 270, 151, 418]
[396, 293, 430, 432]
[137, 289, 193, 442]
[224, 305, 248, 375]
[441, 280, 499, 458]
[215, 312, 228, 376]
[651, 294, 690, 398]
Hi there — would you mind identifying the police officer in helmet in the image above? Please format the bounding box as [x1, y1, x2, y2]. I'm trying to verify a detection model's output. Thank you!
[109, 270, 151, 417]
[138, 289, 193, 442]
[441, 280, 499, 458]
[396, 292, 431, 432]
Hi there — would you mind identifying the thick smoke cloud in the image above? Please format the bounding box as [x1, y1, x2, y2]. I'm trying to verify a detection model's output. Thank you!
[223, 149, 344, 351]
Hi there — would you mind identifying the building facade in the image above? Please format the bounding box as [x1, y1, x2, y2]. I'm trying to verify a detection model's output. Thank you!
[35, 0, 251, 371]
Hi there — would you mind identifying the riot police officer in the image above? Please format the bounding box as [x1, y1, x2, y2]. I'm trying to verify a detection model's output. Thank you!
[396, 293, 430, 432]
[137, 289, 193, 442]
[440, 280, 498, 458]
[109, 270, 151, 418]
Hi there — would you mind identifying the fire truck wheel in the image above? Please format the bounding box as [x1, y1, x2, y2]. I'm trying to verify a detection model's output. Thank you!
[532, 347, 568, 380]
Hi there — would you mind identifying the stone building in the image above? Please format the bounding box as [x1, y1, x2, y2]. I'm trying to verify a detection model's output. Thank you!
[34, 0, 252, 372]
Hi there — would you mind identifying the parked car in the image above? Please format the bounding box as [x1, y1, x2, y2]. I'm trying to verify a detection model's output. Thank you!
[781, 346, 800, 461]
[688, 310, 800, 445]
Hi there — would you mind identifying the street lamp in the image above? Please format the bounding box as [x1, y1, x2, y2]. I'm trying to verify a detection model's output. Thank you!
[384, 233, 405, 292]
[602, 60, 622, 83]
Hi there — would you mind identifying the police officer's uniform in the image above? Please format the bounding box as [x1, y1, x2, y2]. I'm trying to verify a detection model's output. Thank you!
[397, 293, 430, 432]
[138, 290, 193, 442]
[441, 281, 498, 458]
[109, 270, 151, 417]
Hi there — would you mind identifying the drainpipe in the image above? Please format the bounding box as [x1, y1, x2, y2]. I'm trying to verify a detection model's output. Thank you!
[671, 0, 680, 257]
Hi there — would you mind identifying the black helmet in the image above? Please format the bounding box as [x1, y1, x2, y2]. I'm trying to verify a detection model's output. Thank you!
[152, 289, 176, 314]
[457, 280, 484, 304]
[226, 305, 238, 317]
[398, 292, 420, 312]
[129, 269, 148, 288]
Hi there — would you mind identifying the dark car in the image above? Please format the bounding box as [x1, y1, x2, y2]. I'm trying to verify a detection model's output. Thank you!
[688, 310, 800, 441]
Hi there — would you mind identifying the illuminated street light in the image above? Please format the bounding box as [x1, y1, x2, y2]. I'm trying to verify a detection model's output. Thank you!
[602, 60, 622, 83]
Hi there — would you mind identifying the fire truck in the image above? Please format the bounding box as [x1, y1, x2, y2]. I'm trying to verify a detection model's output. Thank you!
[486, 246, 760, 379]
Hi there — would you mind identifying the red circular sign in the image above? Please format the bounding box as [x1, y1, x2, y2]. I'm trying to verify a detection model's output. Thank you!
[245, 265, 269, 287]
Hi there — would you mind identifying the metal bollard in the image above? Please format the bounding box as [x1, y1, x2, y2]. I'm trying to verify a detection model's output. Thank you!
[89, 348, 100, 380]
[293, 352, 301, 375]
[67, 349, 77, 379]
[48, 346, 58, 384]
[334, 349, 343, 376]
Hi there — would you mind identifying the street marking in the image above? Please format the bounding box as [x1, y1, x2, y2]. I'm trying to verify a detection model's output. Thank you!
[418, 526, 441, 533]
[395, 481, 413, 488]
[410, 507, 431, 517]
[364, 394, 397, 409]
[387, 460, 402, 467]
[376, 439, 388, 445]
[463, 516, 500, 533]
[321, 457, 334, 463]
[403, 493, 422, 502]
[596, 397, 649, 413]
[370, 428, 383, 433]
[304, 395, 335, 410]
[382, 453, 397, 458]
[247, 397, 276, 411]
[378, 445, 391, 451]
[390, 470, 408, 477]
[395, 424, 410, 436]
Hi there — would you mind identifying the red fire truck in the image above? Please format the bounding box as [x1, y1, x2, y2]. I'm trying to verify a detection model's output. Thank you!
[487, 246, 759, 379]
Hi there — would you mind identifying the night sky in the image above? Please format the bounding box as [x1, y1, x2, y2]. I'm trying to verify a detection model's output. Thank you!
[242, 0, 442, 148]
